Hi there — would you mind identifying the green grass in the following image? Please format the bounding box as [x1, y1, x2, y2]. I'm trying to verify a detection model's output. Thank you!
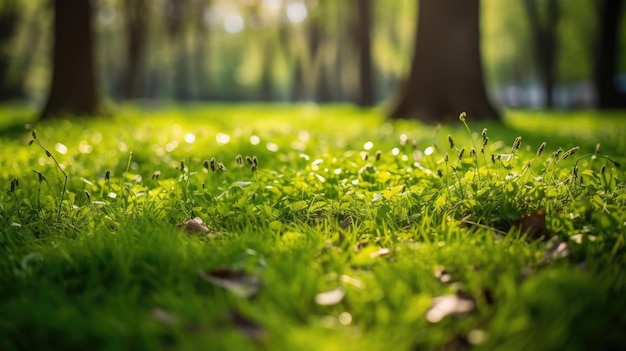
[1, 104, 625, 350]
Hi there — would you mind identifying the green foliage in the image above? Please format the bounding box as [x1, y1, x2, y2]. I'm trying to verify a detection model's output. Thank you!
[1, 105, 625, 350]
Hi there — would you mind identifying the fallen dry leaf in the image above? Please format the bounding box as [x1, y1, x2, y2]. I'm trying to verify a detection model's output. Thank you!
[198, 267, 260, 299]
[441, 335, 471, 351]
[229, 310, 267, 343]
[315, 287, 345, 306]
[178, 217, 210, 234]
[513, 210, 548, 239]
[426, 293, 475, 323]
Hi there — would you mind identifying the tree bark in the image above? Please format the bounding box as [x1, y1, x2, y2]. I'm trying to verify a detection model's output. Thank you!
[121, 0, 148, 100]
[259, 50, 274, 101]
[523, 0, 559, 108]
[0, 1, 23, 100]
[41, 0, 102, 119]
[308, 23, 332, 102]
[594, 0, 626, 108]
[193, 0, 210, 99]
[388, 0, 498, 122]
[355, 0, 374, 106]
[167, 0, 191, 101]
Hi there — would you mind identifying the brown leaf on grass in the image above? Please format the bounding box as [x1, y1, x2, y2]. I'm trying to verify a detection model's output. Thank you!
[315, 287, 345, 306]
[178, 217, 210, 234]
[198, 268, 260, 298]
[426, 293, 475, 323]
[513, 210, 548, 239]
[229, 310, 268, 343]
[441, 335, 471, 351]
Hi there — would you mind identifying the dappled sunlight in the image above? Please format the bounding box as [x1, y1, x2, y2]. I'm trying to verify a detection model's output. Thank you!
[0, 0, 625, 347]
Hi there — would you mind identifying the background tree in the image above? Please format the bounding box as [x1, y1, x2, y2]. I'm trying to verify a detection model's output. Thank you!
[354, 0, 374, 107]
[166, 0, 192, 101]
[121, 0, 148, 100]
[523, 0, 560, 108]
[41, 0, 101, 118]
[0, 0, 23, 100]
[388, 0, 498, 122]
[594, 0, 626, 108]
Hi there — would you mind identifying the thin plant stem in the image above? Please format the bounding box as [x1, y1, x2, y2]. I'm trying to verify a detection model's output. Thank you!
[33, 140, 68, 217]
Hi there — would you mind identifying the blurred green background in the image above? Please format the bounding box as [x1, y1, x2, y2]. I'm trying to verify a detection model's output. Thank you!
[0, 0, 624, 110]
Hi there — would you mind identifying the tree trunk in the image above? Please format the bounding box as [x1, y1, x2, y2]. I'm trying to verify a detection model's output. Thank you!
[308, 23, 332, 102]
[594, 0, 626, 108]
[355, 0, 374, 106]
[41, 0, 101, 119]
[259, 51, 274, 102]
[291, 59, 306, 102]
[167, 0, 191, 101]
[193, 0, 210, 99]
[122, 0, 147, 100]
[0, 1, 23, 100]
[388, 0, 498, 122]
[523, 0, 559, 108]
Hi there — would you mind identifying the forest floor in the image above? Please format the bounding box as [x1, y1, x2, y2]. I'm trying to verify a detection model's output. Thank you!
[1, 104, 625, 350]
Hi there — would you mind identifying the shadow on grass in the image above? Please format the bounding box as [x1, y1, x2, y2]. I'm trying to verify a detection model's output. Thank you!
[0, 102, 38, 139]
[500, 109, 626, 156]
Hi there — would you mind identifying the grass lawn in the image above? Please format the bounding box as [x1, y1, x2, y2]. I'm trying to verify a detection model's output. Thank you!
[1, 104, 625, 350]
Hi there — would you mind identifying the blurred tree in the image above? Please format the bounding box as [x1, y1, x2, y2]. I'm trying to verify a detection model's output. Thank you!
[121, 0, 148, 99]
[594, 0, 626, 108]
[166, 0, 191, 101]
[354, 0, 374, 106]
[41, 0, 102, 118]
[192, 0, 211, 99]
[523, 0, 560, 108]
[388, 0, 498, 122]
[0, 0, 23, 100]
[309, 21, 332, 102]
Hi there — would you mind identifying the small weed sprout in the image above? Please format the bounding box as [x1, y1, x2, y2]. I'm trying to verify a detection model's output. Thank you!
[8, 178, 22, 221]
[84, 190, 91, 206]
[236, 154, 244, 178]
[251, 156, 258, 174]
[119, 152, 133, 208]
[103, 170, 111, 198]
[32, 170, 48, 212]
[458, 112, 482, 181]
[562, 146, 579, 160]
[512, 137, 522, 153]
[442, 153, 451, 198]
[210, 157, 216, 172]
[537, 142, 546, 156]
[29, 130, 68, 217]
